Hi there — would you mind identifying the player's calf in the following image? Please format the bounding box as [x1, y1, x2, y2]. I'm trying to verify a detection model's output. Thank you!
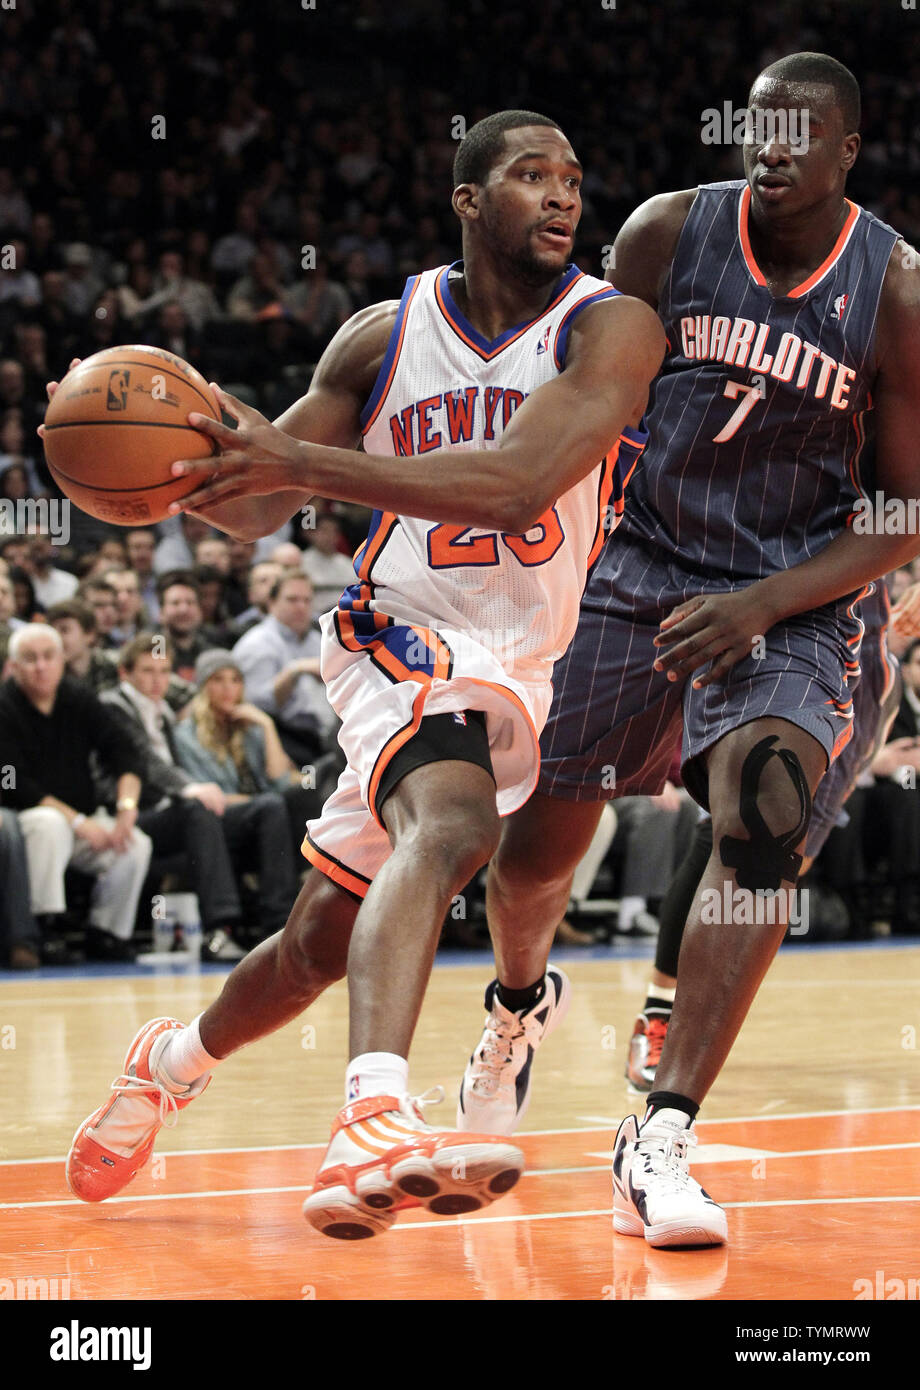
[486, 794, 602, 988]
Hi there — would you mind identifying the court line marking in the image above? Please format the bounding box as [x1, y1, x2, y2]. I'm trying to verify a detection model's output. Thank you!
[0, 1163, 612, 1208]
[4, 1105, 919, 1168]
[0, 1123, 615, 1167]
[392, 1195, 920, 1231]
[4, 1182, 920, 1221]
[5, 965, 918, 1001]
[577, 1102, 920, 1126]
[5, 1141, 920, 1210]
[13, 1188, 916, 1217]
[586, 1139, 920, 1163]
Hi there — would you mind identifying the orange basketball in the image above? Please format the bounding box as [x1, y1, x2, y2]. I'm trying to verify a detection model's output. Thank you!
[42, 345, 220, 525]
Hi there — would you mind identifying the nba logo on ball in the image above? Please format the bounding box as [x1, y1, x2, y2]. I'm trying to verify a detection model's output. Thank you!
[42, 345, 220, 525]
[106, 370, 130, 411]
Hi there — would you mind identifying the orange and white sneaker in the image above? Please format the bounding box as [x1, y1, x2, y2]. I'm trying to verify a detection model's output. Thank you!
[624, 1012, 669, 1095]
[66, 1017, 211, 1203]
[303, 1090, 525, 1240]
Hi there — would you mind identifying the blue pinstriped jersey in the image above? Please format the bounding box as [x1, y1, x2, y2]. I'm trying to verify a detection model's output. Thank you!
[615, 180, 899, 582]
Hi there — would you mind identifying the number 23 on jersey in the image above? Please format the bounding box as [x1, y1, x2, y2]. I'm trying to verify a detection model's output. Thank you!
[427, 506, 565, 569]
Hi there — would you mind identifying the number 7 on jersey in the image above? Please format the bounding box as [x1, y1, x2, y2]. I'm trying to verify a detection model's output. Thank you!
[713, 379, 764, 443]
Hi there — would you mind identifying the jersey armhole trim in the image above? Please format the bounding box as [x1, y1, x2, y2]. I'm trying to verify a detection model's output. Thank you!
[552, 286, 620, 369]
[359, 274, 425, 434]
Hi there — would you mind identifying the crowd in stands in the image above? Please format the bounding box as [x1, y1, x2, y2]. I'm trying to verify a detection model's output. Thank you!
[2, 517, 920, 969]
[1, 0, 919, 966]
[0, 0, 917, 441]
[0, 531, 347, 969]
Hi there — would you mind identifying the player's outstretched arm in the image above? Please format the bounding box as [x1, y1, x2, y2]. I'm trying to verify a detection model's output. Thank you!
[174, 293, 664, 533]
[176, 301, 397, 540]
[653, 239, 920, 687]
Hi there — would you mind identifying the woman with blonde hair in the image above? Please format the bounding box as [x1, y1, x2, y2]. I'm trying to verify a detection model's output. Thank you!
[173, 650, 299, 955]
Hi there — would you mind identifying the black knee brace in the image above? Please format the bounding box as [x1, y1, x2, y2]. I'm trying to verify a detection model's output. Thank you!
[719, 735, 812, 893]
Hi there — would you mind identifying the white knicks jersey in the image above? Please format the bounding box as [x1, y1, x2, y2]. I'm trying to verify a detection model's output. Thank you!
[333, 260, 647, 689]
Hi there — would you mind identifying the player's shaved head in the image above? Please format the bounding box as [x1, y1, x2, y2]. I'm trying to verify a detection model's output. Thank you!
[752, 52, 860, 134]
[453, 111, 562, 187]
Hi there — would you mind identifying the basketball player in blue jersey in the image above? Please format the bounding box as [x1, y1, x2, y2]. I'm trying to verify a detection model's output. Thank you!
[59, 113, 665, 1239]
[448, 53, 920, 1249]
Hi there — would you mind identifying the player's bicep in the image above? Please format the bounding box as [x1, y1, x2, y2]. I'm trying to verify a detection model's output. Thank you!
[565, 294, 666, 402]
[498, 295, 664, 497]
[273, 300, 399, 450]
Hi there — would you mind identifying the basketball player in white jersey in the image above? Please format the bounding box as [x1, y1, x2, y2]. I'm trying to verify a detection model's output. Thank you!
[62, 112, 664, 1239]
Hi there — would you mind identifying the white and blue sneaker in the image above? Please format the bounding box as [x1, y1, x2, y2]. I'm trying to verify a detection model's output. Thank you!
[456, 967, 571, 1134]
[612, 1109, 728, 1248]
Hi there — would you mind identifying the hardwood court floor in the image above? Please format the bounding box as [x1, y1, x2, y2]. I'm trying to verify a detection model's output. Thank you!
[1, 944, 918, 1300]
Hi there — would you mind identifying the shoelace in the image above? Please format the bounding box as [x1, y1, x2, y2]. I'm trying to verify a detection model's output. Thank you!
[470, 1012, 521, 1094]
[645, 1018, 668, 1067]
[634, 1128, 697, 1196]
[402, 1085, 446, 1124]
[109, 1072, 184, 1130]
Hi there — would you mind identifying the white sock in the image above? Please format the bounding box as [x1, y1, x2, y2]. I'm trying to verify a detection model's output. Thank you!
[158, 1015, 220, 1087]
[94, 1019, 217, 1156]
[345, 1052, 409, 1104]
[619, 895, 645, 931]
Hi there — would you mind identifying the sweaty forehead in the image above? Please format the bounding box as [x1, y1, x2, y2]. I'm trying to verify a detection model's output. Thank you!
[748, 77, 839, 124]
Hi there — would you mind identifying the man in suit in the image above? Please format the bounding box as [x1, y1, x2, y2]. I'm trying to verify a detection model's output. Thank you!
[100, 632, 250, 962]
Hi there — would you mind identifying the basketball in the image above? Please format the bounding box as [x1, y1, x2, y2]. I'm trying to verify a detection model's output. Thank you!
[41, 345, 220, 525]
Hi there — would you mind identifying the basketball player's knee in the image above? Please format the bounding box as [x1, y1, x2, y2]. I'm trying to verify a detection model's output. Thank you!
[713, 734, 813, 892]
[411, 802, 501, 888]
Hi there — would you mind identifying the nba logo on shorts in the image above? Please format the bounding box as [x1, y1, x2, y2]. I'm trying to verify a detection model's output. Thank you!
[106, 370, 130, 410]
[452, 712, 467, 726]
[347, 1075, 360, 1101]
